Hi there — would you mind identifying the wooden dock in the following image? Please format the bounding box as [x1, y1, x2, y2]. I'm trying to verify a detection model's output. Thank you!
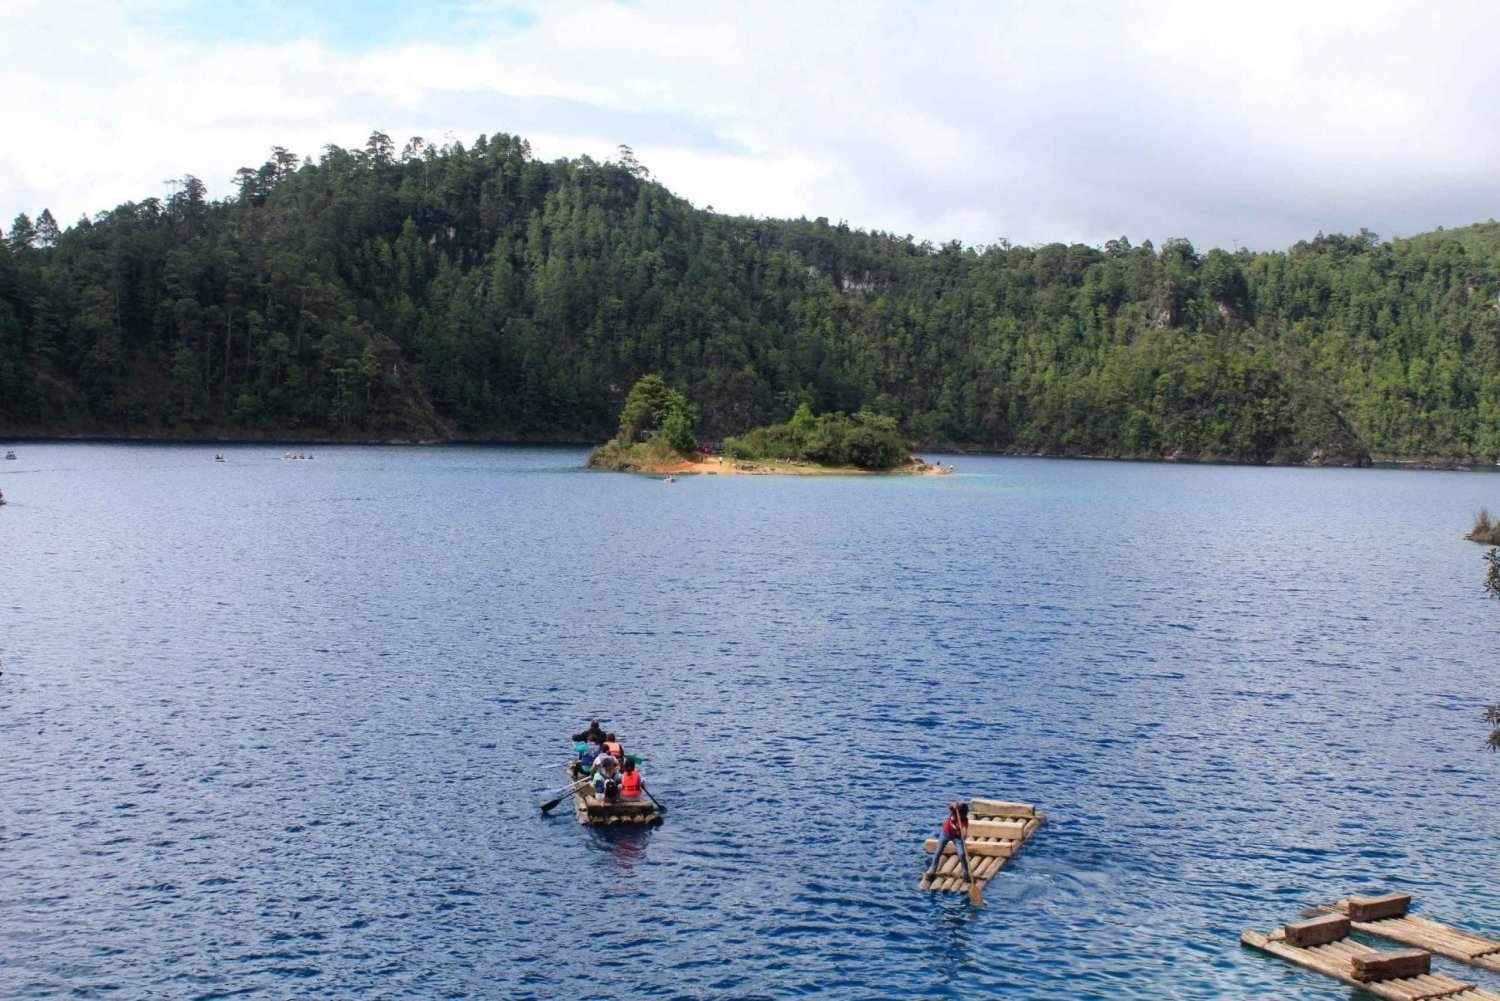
[1242, 910, 1500, 1001]
[918, 799, 1045, 895]
[1316, 894, 1500, 974]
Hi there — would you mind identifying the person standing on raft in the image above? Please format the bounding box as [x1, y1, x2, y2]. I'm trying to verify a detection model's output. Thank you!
[572, 719, 607, 745]
[926, 802, 972, 883]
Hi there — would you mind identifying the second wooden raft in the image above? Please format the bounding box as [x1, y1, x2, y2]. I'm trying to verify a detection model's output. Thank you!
[918, 798, 1045, 895]
[1242, 910, 1500, 1001]
[1316, 893, 1500, 974]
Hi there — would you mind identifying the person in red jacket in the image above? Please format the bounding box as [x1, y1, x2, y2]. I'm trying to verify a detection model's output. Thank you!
[926, 802, 971, 882]
[619, 758, 642, 799]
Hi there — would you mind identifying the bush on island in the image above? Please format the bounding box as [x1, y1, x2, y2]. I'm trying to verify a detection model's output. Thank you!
[616, 374, 699, 453]
[724, 405, 910, 470]
[587, 374, 699, 469]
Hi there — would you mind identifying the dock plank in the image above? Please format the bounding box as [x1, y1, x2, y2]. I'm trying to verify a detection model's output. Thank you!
[923, 837, 1016, 858]
[970, 799, 1035, 818]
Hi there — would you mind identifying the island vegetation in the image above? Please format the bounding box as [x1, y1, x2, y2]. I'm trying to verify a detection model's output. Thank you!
[585, 374, 699, 471]
[2, 130, 1500, 465]
[587, 375, 939, 474]
[723, 404, 911, 471]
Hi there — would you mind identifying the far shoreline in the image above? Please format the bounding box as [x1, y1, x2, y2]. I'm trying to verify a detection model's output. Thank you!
[3, 432, 1499, 472]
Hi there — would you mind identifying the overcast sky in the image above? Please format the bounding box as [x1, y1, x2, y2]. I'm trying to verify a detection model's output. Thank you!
[4, 0, 1499, 251]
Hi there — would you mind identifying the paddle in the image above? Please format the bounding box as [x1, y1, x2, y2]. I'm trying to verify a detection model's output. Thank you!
[959, 808, 983, 906]
[637, 780, 668, 817]
[540, 778, 590, 815]
[537, 776, 583, 799]
[967, 849, 984, 907]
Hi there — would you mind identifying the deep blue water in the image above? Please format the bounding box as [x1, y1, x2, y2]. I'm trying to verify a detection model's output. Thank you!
[2, 444, 1497, 999]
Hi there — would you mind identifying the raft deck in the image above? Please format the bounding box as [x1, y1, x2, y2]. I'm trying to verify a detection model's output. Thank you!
[919, 798, 1045, 895]
[1316, 894, 1500, 974]
[565, 764, 661, 826]
[1242, 914, 1500, 1001]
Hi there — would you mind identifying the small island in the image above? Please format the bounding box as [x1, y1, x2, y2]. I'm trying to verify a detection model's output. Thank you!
[587, 375, 951, 476]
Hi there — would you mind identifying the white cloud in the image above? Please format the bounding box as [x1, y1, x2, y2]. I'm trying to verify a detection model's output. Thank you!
[2, 0, 1498, 249]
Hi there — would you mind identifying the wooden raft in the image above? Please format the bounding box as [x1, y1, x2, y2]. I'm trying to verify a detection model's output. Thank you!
[1241, 915, 1500, 1001]
[1317, 894, 1500, 974]
[918, 799, 1045, 895]
[565, 764, 661, 826]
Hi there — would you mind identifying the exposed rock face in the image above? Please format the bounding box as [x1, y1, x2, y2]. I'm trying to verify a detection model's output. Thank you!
[839, 270, 887, 295]
[1149, 280, 1182, 330]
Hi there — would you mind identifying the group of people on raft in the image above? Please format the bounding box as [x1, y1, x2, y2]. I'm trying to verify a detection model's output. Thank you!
[570, 719, 644, 804]
[566, 721, 974, 885]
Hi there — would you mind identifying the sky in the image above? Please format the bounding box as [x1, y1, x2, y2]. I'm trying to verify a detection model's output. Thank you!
[3, 0, 1499, 251]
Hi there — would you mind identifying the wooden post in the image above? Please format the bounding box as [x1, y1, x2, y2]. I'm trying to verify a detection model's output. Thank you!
[1350, 948, 1429, 982]
[1284, 914, 1350, 948]
[1347, 893, 1412, 922]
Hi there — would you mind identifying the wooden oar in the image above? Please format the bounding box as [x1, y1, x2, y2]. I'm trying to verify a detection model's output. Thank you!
[637, 781, 668, 817]
[537, 776, 584, 799]
[540, 778, 590, 815]
[958, 812, 983, 906]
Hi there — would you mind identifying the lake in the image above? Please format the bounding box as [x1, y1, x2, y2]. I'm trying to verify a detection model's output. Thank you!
[1, 444, 1497, 999]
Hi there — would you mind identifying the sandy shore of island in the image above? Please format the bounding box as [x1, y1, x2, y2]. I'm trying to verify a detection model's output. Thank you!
[630, 456, 956, 476]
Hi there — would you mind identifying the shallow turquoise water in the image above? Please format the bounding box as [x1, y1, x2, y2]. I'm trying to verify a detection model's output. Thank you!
[1, 444, 1497, 998]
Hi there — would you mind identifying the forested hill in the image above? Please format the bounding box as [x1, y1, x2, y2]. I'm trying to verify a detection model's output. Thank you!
[3, 131, 1500, 461]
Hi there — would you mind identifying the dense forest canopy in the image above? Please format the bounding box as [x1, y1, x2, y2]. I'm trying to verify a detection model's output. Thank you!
[3, 130, 1500, 460]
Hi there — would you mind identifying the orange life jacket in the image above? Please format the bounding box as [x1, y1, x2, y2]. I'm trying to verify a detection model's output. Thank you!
[604, 741, 623, 758]
[621, 771, 642, 797]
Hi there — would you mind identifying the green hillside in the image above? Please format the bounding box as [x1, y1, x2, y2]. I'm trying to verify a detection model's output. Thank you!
[2, 131, 1499, 461]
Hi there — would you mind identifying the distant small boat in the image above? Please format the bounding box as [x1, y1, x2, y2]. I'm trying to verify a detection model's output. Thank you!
[214, 454, 226, 463]
[4, 450, 15, 460]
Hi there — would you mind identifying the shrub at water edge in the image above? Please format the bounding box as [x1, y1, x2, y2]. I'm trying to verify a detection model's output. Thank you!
[1468, 508, 1500, 545]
